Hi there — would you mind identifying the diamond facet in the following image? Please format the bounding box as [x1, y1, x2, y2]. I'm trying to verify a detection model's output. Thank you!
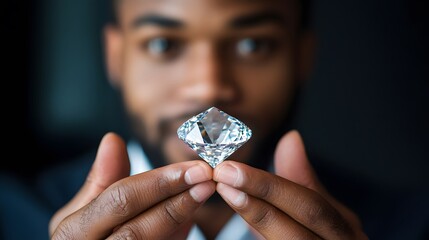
[177, 107, 252, 168]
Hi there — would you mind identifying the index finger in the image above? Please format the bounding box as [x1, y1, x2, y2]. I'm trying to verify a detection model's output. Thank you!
[52, 160, 212, 239]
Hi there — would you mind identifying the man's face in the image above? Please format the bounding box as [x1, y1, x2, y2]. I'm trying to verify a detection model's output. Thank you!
[107, 0, 309, 165]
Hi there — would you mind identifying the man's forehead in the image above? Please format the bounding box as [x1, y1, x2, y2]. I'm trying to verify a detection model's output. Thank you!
[118, 0, 288, 5]
[117, 0, 298, 28]
[118, 0, 294, 10]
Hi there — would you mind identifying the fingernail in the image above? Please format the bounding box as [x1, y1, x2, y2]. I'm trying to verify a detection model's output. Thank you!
[185, 165, 209, 185]
[217, 183, 247, 208]
[215, 164, 240, 187]
[189, 182, 214, 203]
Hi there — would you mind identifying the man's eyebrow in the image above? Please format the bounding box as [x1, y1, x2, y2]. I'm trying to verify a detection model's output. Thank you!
[230, 11, 287, 28]
[132, 14, 183, 29]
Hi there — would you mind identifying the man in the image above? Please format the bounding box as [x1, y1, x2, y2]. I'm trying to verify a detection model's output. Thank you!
[5, 0, 369, 239]
[47, 0, 369, 239]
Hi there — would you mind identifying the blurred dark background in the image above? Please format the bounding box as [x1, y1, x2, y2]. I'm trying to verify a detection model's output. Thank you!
[3, 1, 129, 178]
[2, 0, 429, 192]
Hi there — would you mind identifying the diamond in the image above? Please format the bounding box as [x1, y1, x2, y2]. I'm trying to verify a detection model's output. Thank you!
[177, 107, 252, 168]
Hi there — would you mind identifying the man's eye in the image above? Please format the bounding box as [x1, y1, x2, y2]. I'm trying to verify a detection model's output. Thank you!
[235, 38, 274, 59]
[145, 37, 180, 58]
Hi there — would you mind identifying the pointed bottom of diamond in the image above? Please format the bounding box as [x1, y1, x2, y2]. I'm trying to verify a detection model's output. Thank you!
[192, 143, 243, 168]
[207, 160, 221, 168]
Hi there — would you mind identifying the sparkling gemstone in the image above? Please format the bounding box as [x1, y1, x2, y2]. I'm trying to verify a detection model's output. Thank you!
[177, 107, 252, 168]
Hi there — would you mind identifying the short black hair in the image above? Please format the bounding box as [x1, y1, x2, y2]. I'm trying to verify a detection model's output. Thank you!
[108, 0, 312, 29]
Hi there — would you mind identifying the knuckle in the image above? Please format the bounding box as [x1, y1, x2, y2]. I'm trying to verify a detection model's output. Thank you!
[257, 179, 274, 199]
[301, 200, 326, 226]
[163, 196, 187, 226]
[299, 196, 353, 236]
[114, 226, 143, 240]
[329, 218, 354, 237]
[79, 199, 97, 232]
[250, 206, 275, 230]
[106, 185, 132, 217]
[289, 232, 319, 240]
[52, 221, 76, 240]
[156, 176, 173, 196]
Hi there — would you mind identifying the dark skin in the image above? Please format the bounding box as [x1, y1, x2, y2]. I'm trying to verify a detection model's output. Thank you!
[49, 0, 368, 239]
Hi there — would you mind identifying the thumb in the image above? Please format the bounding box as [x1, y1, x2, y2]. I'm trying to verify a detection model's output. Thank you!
[273, 130, 354, 217]
[49, 132, 130, 235]
[274, 130, 322, 192]
[274, 130, 363, 228]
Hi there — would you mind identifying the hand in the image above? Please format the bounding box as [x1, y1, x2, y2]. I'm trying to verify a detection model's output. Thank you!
[214, 130, 368, 240]
[49, 132, 215, 240]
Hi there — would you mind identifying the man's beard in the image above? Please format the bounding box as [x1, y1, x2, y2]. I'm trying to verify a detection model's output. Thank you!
[127, 114, 169, 169]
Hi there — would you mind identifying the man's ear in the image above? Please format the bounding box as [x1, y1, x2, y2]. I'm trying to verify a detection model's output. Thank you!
[298, 30, 316, 84]
[104, 24, 124, 89]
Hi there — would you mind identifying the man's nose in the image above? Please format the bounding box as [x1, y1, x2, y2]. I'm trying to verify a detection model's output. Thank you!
[179, 43, 236, 105]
